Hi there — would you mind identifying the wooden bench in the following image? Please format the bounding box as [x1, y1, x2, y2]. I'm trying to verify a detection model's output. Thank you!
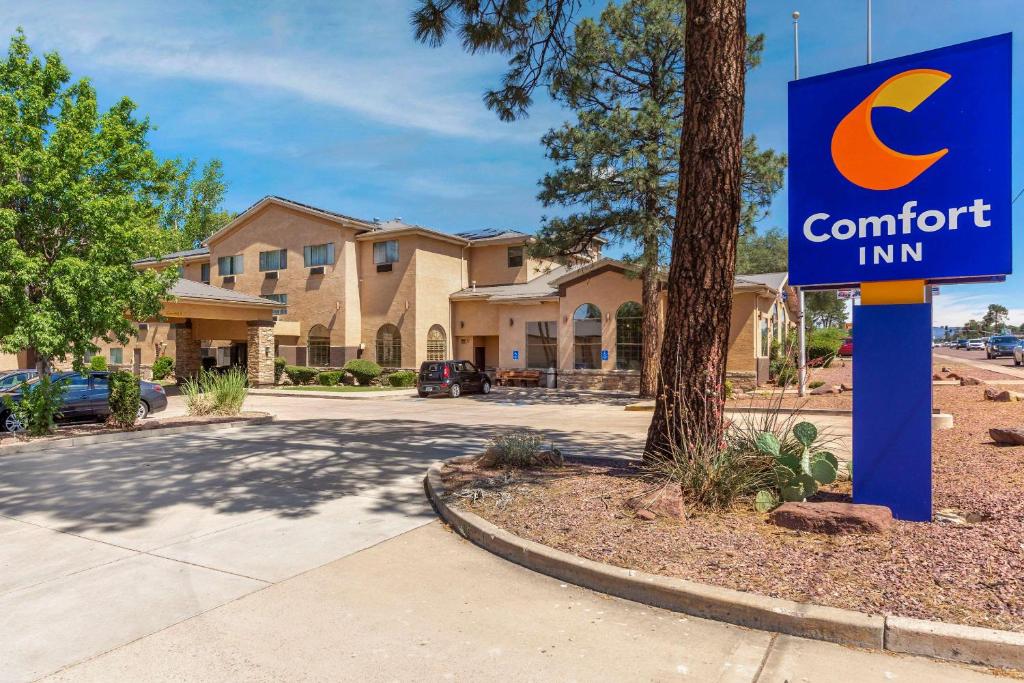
[497, 369, 542, 387]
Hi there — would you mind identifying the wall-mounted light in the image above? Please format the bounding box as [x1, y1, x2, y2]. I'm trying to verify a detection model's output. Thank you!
[460, 320, 465, 329]
[509, 317, 514, 327]
[265, 347, 271, 358]
[563, 315, 568, 323]
[605, 312, 611, 321]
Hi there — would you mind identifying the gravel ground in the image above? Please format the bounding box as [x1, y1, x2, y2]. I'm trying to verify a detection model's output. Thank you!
[445, 384, 1024, 632]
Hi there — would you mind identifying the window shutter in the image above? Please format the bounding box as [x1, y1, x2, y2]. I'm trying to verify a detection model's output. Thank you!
[280, 249, 287, 269]
[326, 242, 335, 265]
[303, 245, 311, 267]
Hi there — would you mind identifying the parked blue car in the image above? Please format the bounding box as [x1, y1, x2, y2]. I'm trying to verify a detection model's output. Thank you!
[0, 371, 167, 433]
[0, 369, 37, 391]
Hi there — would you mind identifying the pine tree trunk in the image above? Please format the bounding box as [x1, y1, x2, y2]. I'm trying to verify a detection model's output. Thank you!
[644, 0, 746, 459]
[639, 237, 662, 399]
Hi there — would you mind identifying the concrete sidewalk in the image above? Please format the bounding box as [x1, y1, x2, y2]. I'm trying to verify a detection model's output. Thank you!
[45, 522, 1002, 682]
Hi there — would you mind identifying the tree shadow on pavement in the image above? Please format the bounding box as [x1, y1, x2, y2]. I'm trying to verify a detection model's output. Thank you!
[0, 417, 641, 534]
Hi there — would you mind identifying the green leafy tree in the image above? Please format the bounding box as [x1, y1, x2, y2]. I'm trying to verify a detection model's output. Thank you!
[530, 0, 785, 398]
[736, 228, 787, 275]
[162, 158, 234, 251]
[981, 303, 1008, 332]
[413, 0, 752, 457]
[804, 291, 848, 330]
[0, 30, 178, 380]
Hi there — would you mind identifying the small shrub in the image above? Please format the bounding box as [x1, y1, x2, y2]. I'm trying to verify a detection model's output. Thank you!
[108, 371, 141, 428]
[182, 368, 248, 416]
[486, 432, 563, 468]
[344, 359, 382, 385]
[151, 355, 174, 381]
[3, 375, 67, 436]
[724, 379, 734, 399]
[645, 437, 774, 511]
[284, 365, 318, 385]
[89, 355, 108, 371]
[808, 380, 825, 389]
[317, 370, 343, 386]
[387, 370, 416, 387]
[274, 356, 287, 383]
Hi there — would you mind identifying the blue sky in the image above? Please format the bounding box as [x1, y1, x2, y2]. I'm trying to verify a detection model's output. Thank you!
[2, 0, 1022, 326]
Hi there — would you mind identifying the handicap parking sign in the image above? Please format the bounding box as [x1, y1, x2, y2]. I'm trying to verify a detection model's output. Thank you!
[512, 350, 519, 361]
[601, 349, 609, 361]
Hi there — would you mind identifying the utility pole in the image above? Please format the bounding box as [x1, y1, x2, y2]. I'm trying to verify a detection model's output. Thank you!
[793, 10, 807, 397]
[866, 0, 873, 63]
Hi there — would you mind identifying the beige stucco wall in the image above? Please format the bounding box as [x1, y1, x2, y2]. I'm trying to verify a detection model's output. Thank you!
[727, 292, 758, 374]
[207, 202, 363, 352]
[467, 243, 558, 287]
[413, 238, 465, 362]
[557, 269, 644, 372]
[0, 352, 22, 371]
[358, 233, 418, 367]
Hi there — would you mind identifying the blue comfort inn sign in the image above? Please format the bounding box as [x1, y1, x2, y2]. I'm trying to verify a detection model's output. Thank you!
[787, 34, 1012, 522]
[789, 33, 1012, 288]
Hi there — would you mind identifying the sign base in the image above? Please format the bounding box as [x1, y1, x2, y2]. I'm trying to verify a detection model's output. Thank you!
[852, 302, 933, 521]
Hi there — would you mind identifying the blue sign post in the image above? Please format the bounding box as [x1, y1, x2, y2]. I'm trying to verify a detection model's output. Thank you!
[788, 34, 1012, 521]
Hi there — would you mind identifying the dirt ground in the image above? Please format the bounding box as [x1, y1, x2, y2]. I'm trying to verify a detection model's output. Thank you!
[445, 382, 1024, 632]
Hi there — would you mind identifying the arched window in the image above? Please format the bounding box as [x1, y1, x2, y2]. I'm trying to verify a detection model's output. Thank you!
[376, 324, 402, 368]
[307, 324, 330, 367]
[573, 303, 602, 369]
[615, 301, 642, 371]
[426, 325, 446, 361]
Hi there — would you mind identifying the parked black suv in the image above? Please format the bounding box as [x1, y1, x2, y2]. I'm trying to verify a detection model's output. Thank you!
[417, 360, 491, 398]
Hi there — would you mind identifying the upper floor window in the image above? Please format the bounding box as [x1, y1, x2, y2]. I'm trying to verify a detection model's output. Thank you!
[507, 246, 524, 268]
[218, 255, 243, 276]
[259, 248, 287, 271]
[373, 240, 399, 265]
[303, 242, 335, 268]
[109, 348, 124, 365]
[264, 293, 288, 317]
[200, 263, 210, 284]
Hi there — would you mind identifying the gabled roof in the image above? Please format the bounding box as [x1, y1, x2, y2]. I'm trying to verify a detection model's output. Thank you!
[548, 257, 649, 288]
[450, 265, 570, 302]
[169, 279, 277, 307]
[357, 219, 471, 247]
[135, 247, 210, 266]
[455, 228, 530, 242]
[205, 196, 376, 246]
[735, 271, 788, 294]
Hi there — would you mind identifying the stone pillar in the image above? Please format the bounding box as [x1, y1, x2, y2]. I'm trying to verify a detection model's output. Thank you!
[173, 321, 202, 382]
[246, 320, 276, 387]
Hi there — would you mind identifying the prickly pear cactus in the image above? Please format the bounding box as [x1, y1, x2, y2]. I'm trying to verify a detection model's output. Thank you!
[753, 421, 840, 506]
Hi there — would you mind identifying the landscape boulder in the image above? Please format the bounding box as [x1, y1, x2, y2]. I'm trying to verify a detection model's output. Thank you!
[768, 502, 893, 534]
[960, 376, 986, 386]
[810, 385, 839, 395]
[932, 373, 943, 381]
[626, 485, 686, 521]
[941, 366, 951, 373]
[840, 383, 853, 392]
[989, 427, 1024, 446]
[984, 389, 1023, 402]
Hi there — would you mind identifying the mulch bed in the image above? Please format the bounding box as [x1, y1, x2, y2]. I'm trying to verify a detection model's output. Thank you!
[0, 411, 270, 450]
[443, 384, 1024, 633]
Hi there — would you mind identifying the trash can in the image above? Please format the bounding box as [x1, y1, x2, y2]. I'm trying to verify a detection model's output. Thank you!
[543, 368, 557, 389]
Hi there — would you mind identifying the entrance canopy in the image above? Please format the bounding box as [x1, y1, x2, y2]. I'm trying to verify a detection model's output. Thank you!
[156, 280, 279, 386]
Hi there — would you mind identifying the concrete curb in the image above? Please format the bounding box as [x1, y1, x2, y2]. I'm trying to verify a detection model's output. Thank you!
[425, 455, 1023, 670]
[625, 403, 853, 416]
[0, 415, 274, 456]
[250, 389, 416, 401]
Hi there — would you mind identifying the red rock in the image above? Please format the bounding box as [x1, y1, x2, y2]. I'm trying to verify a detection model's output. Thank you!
[989, 427, 1024, 445]
[635, 509, 657, 521]
[626, 485, 686, 520]
[932, 373, 943, 380]
[960, 376, 985, 386]
[768, 502, 893, 534]
[810, 385, 839, 395]
[840, 383, 853, 392]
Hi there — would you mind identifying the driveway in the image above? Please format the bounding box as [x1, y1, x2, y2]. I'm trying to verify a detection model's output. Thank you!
[0, 390, 648, 681]
[0, 390, 983, 681]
